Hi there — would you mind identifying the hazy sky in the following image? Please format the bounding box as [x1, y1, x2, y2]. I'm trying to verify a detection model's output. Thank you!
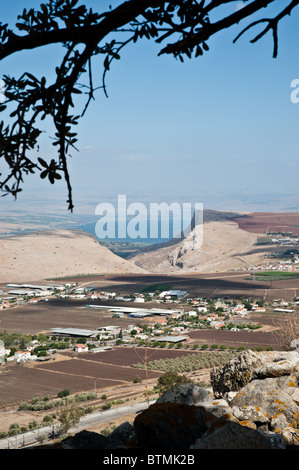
[2, 1, 299, 215]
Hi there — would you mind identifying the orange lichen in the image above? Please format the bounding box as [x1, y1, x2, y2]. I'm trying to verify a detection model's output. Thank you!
[239, 420, 256, 430]
[223, 413, 239, 423]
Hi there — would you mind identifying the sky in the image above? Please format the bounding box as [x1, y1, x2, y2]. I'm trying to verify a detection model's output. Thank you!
[1, 0, 299, 218]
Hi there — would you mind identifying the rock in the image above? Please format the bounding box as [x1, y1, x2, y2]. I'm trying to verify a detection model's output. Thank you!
[271, 413, 289, 433]
[254, 351, 299, 379]
[157, 383, 233, 419]
[108, 421, 135, 444]
[204, 399, 234, 419]
[231, 405, 269, 425]
[210, 350, 299, 446]
[280, 426, 299, 446]
[133, 402, 218, 449]
[230, 378, 299, 426]
[211, 350, 299, 398]
[156, 383, 212, 406]
[190, 421, 286, 449]
[210, 349, 261, 398]
[51, 430, 126, 449]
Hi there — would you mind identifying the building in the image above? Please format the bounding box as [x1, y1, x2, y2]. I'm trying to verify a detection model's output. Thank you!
[151, 335, 188, 344]
[74, 344, 89, 353]
[274, 308, 295, 313]
[14, 351, 31, 362]
[159, 290, 187, 299]
[50, 328, 98, 338]
[0, 340, 10, 364]
[197, 306, 208, 313]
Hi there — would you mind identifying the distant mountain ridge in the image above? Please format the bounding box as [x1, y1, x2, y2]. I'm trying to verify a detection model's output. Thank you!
[128, 209, 292, 273]
[0, 229, 147, 283]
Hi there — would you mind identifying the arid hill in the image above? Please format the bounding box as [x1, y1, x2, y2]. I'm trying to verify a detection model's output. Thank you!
[129, 210, 279, 273]
[0, 229, 147, 283]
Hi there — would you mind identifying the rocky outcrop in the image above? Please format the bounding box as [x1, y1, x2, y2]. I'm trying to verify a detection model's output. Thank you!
[210, 349, 299, 397]
[39, 350, 299, 449]
[209, 350, 299, 447]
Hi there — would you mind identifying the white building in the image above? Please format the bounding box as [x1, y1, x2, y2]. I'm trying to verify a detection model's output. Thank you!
[159, 290, 187, 299]
[197, 307, 208, 313]
[74, 344, 89, 353]
[0, 340, 10, 363]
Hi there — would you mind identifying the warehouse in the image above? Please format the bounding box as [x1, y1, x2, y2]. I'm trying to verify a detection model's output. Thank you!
[150, 335, 188, 344]
[85, 305, 179, 316]
[49, 327, 98, 338]
[159, 290, 187, 299]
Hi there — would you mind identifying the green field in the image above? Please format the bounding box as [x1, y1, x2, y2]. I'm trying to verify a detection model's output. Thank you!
[249, 271, 299, 281]
[141, 283, 173, 294]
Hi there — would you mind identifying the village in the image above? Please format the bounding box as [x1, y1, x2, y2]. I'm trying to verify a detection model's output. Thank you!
[0, 280, 297, 365]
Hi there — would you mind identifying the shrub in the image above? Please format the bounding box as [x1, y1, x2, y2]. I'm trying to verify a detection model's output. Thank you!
[42, 415, 53, 424]
[102, 402, 112, 411]
[57, 389, 70, 398]
[28, 421, 38, 430]
[18, 402, 32, 411]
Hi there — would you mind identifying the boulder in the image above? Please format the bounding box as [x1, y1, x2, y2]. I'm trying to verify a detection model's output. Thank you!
[156, 383, 212, 406]
[190, 421, 286, 449]
[210, 350, 299, 446]
[133, 402, 218, 449]
[108, 421, 135, 445]
[210, 349, 262, 398]
[211, 350, 299, 398]
[47, 430, 126, 449]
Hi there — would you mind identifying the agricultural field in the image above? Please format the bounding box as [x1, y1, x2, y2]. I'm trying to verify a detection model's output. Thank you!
[0, 273, 297, 409]
[0, 350, 162, 406]
[248, 272, 299, 281]
[230, 212, 299, 236]
[187, 329, 277, 350]
[132, 350, 238, 373]
[0, 346, 236, 407]
[48, 272, 299, 302]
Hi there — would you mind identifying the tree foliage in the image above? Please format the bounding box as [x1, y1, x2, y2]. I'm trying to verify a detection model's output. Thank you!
[0, 0, 298, 210]
[57, 403, 84, 435]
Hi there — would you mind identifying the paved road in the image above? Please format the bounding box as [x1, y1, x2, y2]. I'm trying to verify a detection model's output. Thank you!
[0, 400, 155, 449]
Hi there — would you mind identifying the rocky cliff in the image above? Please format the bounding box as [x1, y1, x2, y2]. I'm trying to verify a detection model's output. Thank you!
[129, 211, 273, 273]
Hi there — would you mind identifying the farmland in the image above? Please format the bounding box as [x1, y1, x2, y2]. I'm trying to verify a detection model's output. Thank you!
[0, 347, 228, 406]
[230, 212, 299, 236]
[0, 272, 298, 410]
[0, 350, 163, 406]
[45, 271, 299, 302]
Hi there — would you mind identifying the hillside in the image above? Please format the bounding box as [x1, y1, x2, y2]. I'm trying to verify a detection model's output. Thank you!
[129, 210, 276, 273]
[0, 229, 147, 283]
